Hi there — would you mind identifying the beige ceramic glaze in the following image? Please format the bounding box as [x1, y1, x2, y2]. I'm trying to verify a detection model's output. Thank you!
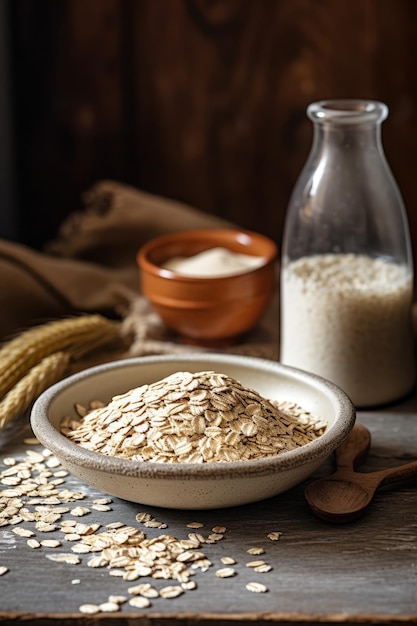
[137, 228, 278, 346]
[30, 354, 356, 509]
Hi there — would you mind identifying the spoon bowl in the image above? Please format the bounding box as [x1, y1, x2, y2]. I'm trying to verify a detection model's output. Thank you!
[305, 423, 417, 523]
[306, 477, 375, 523]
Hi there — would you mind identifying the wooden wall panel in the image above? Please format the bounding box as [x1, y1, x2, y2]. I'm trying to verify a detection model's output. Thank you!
[10, 0, 126, 246]
[8, 0, 417, 259]
[129, 0, 380, 242]
[375, 0, 417, 260]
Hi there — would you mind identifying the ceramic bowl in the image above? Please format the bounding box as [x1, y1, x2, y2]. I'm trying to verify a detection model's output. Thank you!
[136, 228, 278, 346]
[30, 353, 356, 510]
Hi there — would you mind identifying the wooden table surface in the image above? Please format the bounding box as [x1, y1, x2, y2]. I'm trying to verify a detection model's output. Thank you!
[1, 381, 417, 625]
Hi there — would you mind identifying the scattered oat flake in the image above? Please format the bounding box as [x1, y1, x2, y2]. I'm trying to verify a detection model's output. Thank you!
[53, 470, 68, 477]
[79, 604, 100, 614]
[25, 450, 44, 462]
[123, 569, 144, 581]
[65, 533, 82, 542]
[35, 521, 57, 532]
[0, 566, 9, 576]
[246, 582, 268, 593]
[40, 539, 61, 548]
[212, 525, 226, 533]
[109, 569, 125, 577]
[215, 567, 236, 578]
[129, 596, 151, 608]
[61, 519, 76, 527]
[71, 506, 90, 517]
[23, 437, 40, 445]
[142, 587, 161, 598]
[49, 554, 81, 564]
[220, 556, 236, 565]
[181, 580, 197, 590]
[45, 457, 60, 468]
[267, 531, 282, 541]
[176, 549, 204, 563]
[128, 583, 158, 597]
[92, 504, 112, 512]
[187, 521, 204, 528]
[246, 560, 266, 568]
[3, 457, 16, 465]
[159, 585, 184, 598]
[1, 477, 20, 486]
[247, 546, 265, 555]
[254, 564, 273, 573]
[77, 522, 100, 535]
[99, 601, 120, 613]
[106, 521, 124, 529]
[70, 544, 89, 555]
[49, 504, 69, 512]
[12, 527, 35, 537]
[27, 539, 41, 549]
[87, 555, 108, 568]
[144, 520, 167, 528]
[191, 558, 212, 571]
[108, 595, 127, 604]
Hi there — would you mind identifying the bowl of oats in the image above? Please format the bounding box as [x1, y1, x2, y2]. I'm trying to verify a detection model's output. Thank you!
[30, 353, 355, 509]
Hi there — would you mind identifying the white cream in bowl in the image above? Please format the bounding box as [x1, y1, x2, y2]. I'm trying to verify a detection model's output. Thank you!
[162, 247, 266, 277]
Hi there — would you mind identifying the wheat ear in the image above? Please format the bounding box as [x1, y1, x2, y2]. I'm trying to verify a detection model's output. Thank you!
[0, 315, 121, 399]
[0, 351, 70, 431]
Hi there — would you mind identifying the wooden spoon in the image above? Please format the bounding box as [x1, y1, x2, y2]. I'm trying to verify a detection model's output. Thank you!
[305, 423, 417, 523]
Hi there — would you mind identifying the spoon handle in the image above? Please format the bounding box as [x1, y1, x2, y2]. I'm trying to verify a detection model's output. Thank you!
[370, 458, 417, 489]
[334, 423, 371, 471]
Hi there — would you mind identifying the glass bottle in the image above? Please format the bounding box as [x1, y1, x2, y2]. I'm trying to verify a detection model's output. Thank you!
[280, 99, 415, 407]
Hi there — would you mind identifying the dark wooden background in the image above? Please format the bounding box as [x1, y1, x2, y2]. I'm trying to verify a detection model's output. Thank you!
[7, 0, 417, 254]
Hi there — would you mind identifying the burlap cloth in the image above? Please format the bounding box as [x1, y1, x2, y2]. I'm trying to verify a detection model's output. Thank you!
[0, 181, 279, 368]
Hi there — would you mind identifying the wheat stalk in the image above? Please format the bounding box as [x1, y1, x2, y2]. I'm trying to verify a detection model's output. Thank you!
[0, 315, 121, 400]
[0, 351, 70, 431]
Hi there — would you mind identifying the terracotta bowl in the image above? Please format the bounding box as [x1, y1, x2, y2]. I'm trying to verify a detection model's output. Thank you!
[30, 353, 356, 510]
[136, 228, 278, 346]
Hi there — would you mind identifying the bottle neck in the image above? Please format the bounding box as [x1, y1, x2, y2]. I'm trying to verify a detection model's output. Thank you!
[311, 120, 383, 155]
[308, 100, 387, 152]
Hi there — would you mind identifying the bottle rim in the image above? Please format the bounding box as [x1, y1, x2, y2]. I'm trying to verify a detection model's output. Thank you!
[307, 99, 388, 124]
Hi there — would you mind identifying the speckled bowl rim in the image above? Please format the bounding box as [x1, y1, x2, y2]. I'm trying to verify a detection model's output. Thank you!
[30, 354, 356, 480]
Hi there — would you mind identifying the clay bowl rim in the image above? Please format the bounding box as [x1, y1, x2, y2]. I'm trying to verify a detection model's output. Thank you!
[136, 228, 278, 282]
[30, 353, 356, 481]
